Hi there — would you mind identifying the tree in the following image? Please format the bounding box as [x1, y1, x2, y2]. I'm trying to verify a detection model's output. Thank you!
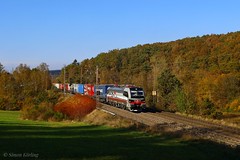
[36, 63, 51, 90]
[72, 59, 79, 65]
[0, 63, 4, 73]
[0, 72, 19, 110]
[13, 64, 32, 96]
[157, 69, 181, 111]
[212, 74, 240, 109]
[37, 62, 49, 72]
[158, 69, 181, 96]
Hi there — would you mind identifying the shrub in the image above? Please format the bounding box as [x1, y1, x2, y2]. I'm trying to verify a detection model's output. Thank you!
[22, 103, 46, 121]
[175, 88, 197, 114]
[175, 88, 187, 113]
[211, 111, 223, 120]
[145, 95, 155, 108]
[21, 105, 39, 120]
[52, 112, 66, 122]
[0, 97, 21, 111]
[54, 94, 96, 120]
[200, 98, 215, 116]
[226, 98, 240, 112]
[0, 97, 7, 110]
[20, 89, 62, 121]
[21, 102, 65, 121]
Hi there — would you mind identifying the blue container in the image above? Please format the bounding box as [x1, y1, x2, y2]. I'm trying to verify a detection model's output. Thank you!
[94, 84, 114, 102]
[77, 84, 84, 94]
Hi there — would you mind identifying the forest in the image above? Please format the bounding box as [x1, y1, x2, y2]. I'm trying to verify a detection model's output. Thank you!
[56, 31, 240, 118]
[0, 31, 240, 119]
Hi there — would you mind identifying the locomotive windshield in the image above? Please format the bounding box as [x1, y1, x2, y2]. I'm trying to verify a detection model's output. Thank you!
[130, 88, 144, 98]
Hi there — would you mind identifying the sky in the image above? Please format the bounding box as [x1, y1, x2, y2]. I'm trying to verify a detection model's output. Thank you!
[0, 0, 240, 71]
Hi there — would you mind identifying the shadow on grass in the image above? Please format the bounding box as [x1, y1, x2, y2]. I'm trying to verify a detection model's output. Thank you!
[0, 121, 239, 160]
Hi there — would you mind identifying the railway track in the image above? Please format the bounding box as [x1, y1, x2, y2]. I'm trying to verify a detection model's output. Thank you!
[153, 112, 240, 147]
[99, 103, 240, 148]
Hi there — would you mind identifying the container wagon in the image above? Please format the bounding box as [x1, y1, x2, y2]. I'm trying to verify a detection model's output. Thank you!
[94, 84, 114, 102]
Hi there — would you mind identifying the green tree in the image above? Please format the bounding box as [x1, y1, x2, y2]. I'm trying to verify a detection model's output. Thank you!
[175, 88, 197, 114]
[157, 69, 181, 111]
[158, 69, 181, 96]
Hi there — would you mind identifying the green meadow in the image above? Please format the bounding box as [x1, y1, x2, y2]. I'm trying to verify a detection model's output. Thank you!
[0, 111, 239, 160]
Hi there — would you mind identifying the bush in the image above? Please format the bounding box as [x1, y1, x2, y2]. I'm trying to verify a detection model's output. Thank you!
[175, 89, 197, 114]
[21, 102, 66, 121]
[54, 94, 96, 120]
[0, 97, 21, 111]
[226, 98, 240, 112]
[200, 98, 216, 116]
[21, 105, 39, 120]
[145, 95, 155, 108]
[0, 98, 7, 110]
[20, 89, 62, 121]
[52, 112, 66, 122]
[175, 88, 187, 113]
[211, 111, 223, 120]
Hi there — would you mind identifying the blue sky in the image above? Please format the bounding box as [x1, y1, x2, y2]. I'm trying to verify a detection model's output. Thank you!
[0, 0, 240, 71]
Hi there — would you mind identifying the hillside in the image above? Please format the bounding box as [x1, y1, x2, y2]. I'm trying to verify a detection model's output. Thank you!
[60, 31, 240, 116]
[49, 70, 61, 76]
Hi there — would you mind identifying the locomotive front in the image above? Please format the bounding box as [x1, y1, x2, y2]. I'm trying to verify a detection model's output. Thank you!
[124, 87, 146, 112]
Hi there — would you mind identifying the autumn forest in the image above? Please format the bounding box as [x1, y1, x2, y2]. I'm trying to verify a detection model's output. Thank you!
[58, 31, 240, 117]
[1, 31, 240, 119]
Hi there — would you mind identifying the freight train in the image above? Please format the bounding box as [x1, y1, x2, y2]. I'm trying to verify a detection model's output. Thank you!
[53, 83, 146, 112]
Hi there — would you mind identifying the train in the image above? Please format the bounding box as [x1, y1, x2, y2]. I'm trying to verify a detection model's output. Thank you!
[53, 83, 146, 112]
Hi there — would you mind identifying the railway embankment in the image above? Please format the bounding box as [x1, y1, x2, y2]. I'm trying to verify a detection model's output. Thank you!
[93, 104, 240, 148]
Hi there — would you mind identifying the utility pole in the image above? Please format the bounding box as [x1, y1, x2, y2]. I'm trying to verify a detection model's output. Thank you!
[45, 70, 48, 90]
[96, 65, 99, 85]
[80, 67, 83, 84]
[152, 61, 157, 104]
[96, 65, 99, 103]
[64, 65, 66, 95]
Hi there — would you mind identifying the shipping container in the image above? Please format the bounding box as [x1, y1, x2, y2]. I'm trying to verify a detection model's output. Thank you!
[59, 84, 64, 90]
[77, 84, 84, 94]
[53, 83, 60, 89]
[73, 84, 84, 94]
[94, 84, 114, 102]
[59, 83, 70, 91]
[84, 84, 94, 96]
[65, 84, 70, 91]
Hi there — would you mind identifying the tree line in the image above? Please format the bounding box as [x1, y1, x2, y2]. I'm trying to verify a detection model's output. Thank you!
[0, 63, 53, 110]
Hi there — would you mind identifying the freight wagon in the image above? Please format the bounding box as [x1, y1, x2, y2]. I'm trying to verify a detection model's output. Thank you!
[59, 83, 70, 91]
[84, 84, 94, 96]
[53, 83, 60, 89]
[72, 84, 84, 94]
[94, 84, 114, 102]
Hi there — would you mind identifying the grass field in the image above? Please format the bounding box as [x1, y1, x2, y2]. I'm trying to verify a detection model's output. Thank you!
[0, 111, 239, 160]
